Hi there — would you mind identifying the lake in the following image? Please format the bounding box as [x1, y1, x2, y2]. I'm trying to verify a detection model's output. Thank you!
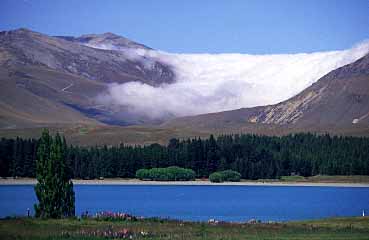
[1, 185, 368, 222]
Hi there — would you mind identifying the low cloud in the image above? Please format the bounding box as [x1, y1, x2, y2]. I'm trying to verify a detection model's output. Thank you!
[97, 41, 369, 119]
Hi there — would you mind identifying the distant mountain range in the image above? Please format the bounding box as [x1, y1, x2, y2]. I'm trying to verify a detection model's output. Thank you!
[0, 28, 174, 127]
[0, 28, 368, 144]
[163, 53, 369, 135]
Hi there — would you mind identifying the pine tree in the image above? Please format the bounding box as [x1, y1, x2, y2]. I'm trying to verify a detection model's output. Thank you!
[34, 130, 75, 218]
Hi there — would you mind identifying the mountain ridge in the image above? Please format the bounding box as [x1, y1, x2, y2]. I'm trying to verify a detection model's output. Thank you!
[0, 28, 174, 85]
[56, 31, 151, 50]
[1, 28, 369, 142]
[163, 52, 369, 132]
[0, 28, 176, 128]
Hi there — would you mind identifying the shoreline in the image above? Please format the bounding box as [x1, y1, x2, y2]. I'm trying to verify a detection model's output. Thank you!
[1, 178, 369, 187]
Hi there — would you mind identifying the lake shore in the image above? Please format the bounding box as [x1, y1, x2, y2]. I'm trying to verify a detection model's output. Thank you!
[1, 178, 369, 187]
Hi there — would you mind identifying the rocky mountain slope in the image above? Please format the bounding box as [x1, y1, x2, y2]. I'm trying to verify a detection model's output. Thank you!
[0, 28, 175, 128]
[0, 28, 174, 85]
[163, 53, 369, 134]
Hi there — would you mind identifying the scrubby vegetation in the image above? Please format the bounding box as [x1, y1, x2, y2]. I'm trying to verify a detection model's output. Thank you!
[136, 166, 195, 181]
[209, 172, 224, 183]
[1, 217, 369, 240]
[280, 175, 306, 181]
[209, 170, 241, 182]
[1, 133, 369, 180]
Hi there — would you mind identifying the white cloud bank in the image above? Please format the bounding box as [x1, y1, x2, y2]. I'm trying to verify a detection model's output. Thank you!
[94, 41, 369, 119]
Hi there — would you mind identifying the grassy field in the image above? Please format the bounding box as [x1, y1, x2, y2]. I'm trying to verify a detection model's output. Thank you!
[0, 124, 211, 146]
[1, 123, 369, 147]
[0, 217, 369, 240]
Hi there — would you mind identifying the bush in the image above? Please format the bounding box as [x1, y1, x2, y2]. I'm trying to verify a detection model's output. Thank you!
[221, 170, 241, 182]
[135, 166, 195, 181]
[209, 172, 223, 183]
[209, 170, 241, 183]
[135, 169, 150, 180]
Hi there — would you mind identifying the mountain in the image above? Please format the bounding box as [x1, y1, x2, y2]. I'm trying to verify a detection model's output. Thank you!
[249, 53, 369, 127]
[163, 53, 369, 136]
[1, 28, 368, 144]
[1, 53, 368, 146]
[0, 28, 175, 128]
[56, 32, 151, 51]
[1, 28, 174, 85]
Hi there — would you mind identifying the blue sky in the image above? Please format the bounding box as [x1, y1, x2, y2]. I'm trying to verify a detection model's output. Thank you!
[0, 0, 368, 54]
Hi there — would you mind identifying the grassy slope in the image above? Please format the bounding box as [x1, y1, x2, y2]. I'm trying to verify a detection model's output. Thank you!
[0, 217, 369, 240]
[0, 65, 106, 129]
[0, 124, 211, 146]
[1, 123, 369, 147]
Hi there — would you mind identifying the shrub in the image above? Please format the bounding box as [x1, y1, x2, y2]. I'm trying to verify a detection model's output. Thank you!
[209, 172, 223, 183]
[209, 170, 241, 183]
[135, 166, 195, 181]
[221, 170, 241, 182]
[135, 169, 150, 180]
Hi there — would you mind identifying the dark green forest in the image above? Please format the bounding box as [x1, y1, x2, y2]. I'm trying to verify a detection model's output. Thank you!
[1, 133, 369, 180]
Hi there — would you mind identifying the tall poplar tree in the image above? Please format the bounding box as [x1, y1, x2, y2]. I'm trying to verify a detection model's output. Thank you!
[34, 130, 75, 218]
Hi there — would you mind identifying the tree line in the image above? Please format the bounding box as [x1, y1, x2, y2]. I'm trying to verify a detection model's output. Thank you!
[1, 132, 369, 180]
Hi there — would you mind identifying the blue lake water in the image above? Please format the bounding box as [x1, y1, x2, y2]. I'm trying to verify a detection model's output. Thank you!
[1, 185, 368, 222]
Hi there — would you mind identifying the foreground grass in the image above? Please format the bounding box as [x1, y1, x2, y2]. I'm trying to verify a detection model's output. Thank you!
[1, 217, 369, 240]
